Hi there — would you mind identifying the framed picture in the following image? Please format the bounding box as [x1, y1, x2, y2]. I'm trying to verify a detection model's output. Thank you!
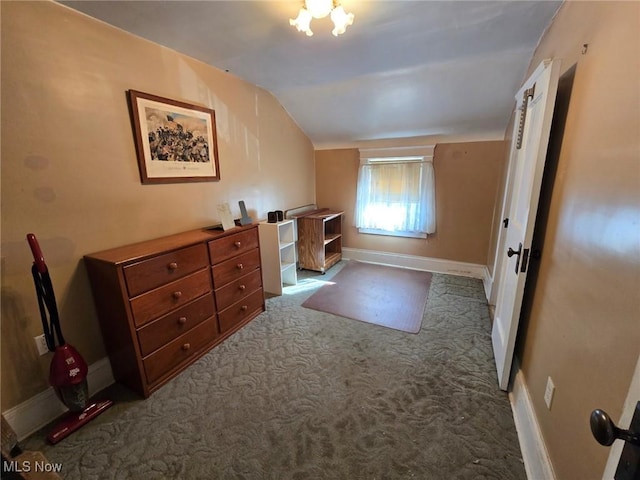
[128, 90, 220, 184]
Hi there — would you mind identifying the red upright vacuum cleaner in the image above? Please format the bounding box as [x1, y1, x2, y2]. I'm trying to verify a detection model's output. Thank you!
[27, 233, 112, 444]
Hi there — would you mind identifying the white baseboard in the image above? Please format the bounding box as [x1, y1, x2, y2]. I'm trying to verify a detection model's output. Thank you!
[342, 247, 486, 279]
[509, 363, 556, 480]
[2, 356, 115, 441]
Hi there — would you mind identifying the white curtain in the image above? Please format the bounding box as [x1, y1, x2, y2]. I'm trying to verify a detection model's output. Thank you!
[355, 160, 436, 234]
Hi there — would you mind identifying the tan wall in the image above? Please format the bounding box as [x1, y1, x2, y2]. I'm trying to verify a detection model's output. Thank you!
[316, 141, 506, 265]
[0, 2, 315, 410]
[504, 2, 640, 478]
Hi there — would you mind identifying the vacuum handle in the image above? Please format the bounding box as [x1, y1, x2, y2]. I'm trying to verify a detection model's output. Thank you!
[27, 233, 47, 274]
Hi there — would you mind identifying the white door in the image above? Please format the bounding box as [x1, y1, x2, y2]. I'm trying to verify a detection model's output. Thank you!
[492, 59, 561, 390]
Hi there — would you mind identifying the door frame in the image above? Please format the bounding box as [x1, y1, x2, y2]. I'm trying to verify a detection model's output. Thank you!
[602, 354, 640, 478]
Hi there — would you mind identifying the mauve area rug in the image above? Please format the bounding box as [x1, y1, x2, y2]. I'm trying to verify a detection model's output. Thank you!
[302, 261, 432, 333]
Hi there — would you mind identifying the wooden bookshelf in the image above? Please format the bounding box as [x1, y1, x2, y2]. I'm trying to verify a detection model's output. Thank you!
[294, 209, 343, 273]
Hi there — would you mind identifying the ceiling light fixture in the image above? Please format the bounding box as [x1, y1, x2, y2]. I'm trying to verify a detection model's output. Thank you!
[290, 0, 354, 37]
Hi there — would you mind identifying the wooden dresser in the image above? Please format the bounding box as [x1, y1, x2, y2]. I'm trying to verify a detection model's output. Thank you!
[84, 224, 265, 398]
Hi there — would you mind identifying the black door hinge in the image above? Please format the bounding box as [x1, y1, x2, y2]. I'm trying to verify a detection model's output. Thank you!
[503, 218, 509, 228]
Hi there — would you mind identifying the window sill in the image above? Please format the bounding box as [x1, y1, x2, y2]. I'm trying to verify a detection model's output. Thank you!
[358, 228, 427, 239]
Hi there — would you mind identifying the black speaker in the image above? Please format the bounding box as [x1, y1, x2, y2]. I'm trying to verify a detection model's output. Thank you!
[267, 211, 277, 223]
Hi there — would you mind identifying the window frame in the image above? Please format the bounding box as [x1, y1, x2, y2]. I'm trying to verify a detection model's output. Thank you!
[356, 146, 435, 239]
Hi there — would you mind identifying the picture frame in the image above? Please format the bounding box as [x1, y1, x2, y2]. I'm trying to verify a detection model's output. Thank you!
[128, 90, 220, 184]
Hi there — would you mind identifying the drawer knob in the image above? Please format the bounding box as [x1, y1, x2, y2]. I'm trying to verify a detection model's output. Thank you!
[168, 262, 178, 270]
[238, 284, 246, 291]
[182, 343, 191, 351]
[237, 263, 244, 270]
[177, 317, 187, 325]
[172, 291, 183, 299]
[234, 241, 242, 248]
[241, 305, 248, 311]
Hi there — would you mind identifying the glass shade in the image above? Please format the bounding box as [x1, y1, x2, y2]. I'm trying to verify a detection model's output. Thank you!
[290, 1, 354, 36]
[330, 5, 354, 36]
[290, 8, 314, 36]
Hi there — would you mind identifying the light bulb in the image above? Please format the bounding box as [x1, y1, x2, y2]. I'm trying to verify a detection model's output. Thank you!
[305, 0, 333, 19]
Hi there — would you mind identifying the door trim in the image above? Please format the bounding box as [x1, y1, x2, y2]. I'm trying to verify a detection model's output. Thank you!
[603, 353, 640, 478]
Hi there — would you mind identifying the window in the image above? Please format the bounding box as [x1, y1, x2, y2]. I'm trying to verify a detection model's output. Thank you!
[355, 147, 436, 238]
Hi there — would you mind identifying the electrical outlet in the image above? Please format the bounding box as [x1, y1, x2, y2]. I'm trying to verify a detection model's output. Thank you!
[34, 334, 49, 356]
[544, 376, 555, 409]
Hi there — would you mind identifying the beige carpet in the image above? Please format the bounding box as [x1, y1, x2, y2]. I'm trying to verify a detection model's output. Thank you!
[302, 260, 432, 333]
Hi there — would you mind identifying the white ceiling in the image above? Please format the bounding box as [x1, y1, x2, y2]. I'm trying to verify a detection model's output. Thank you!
[60, 0, 562, 148]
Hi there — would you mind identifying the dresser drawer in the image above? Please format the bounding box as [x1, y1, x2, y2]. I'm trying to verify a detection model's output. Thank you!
[124, 244, 208, 297]
[130, 268, 212, 326]
[218, 288, 264, 334]
[214, 269, 262, 311]
[143, 316, 218, 385]
[208, 228, 259, 265]
[212, 249, 261, 287]
[137, 294, 216, 356]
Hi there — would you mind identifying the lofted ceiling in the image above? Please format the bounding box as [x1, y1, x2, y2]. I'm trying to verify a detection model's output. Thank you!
[60, 1, 562, 149]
